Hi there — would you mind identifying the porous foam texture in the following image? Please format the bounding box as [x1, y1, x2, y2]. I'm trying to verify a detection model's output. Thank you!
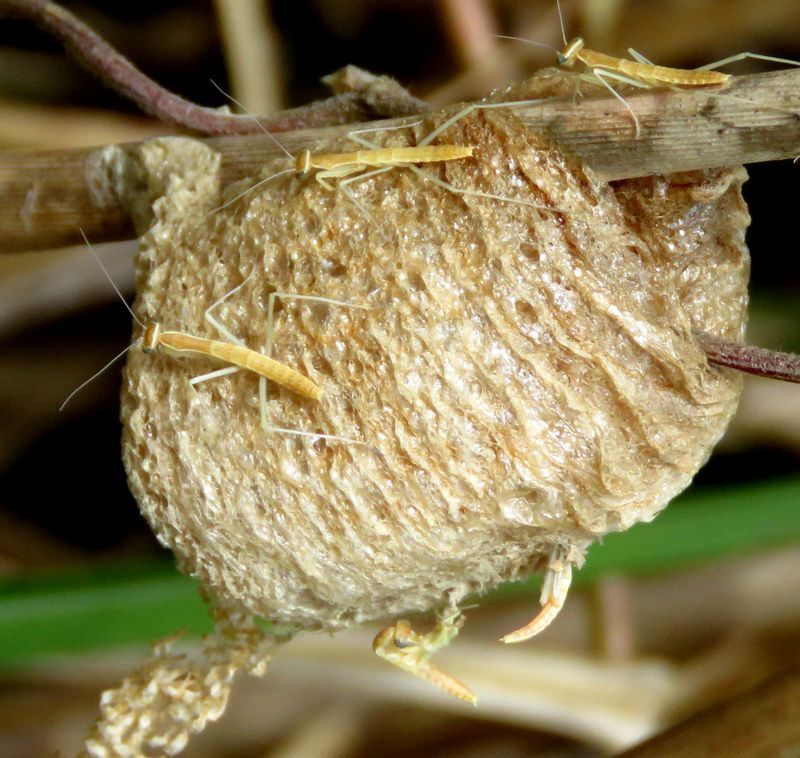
[120, 83, 749, 632]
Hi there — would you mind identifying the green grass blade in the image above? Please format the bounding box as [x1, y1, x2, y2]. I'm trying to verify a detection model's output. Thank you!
[0, 477, 798, 665]
[486, 475, 800, 601]
[0, 561, 210, 666]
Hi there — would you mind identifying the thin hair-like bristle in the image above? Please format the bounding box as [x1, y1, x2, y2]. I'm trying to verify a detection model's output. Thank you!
[495, 34, 558, 55]
[80, 229, 144, 328]
[555, 0, 568, 46]
[210, 167, 297, 212]
[207, 80, 297, 211]
[209, 79, 293, 160]
[59, 342, 136, 411]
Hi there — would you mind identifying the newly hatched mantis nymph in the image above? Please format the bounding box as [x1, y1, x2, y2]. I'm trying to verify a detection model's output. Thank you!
[500, 545, 572, 644]
[500, 0, 800, 137]
[61, 233, 366, 445]
[60, 246, 319, 410]
[140, 324, 320, 397]
[373, 610, 477, 705]
[211, 83, 552, 215]
[216, 121, 476, 216]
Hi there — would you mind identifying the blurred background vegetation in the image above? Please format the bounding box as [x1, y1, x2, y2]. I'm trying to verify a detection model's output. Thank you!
[1, 0, 800, 755]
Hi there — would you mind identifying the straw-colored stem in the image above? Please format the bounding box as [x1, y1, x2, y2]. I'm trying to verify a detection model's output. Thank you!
[621, 665, 800, 757]
[2, 68, 800, 253]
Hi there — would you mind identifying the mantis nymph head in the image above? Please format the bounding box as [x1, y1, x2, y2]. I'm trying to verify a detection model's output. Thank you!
[295, 149, 312, 177]
[557, 37, 584, 67]
[142, 322, 161, 354]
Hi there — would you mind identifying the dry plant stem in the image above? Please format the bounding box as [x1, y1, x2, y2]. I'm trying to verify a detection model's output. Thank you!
[0, 0, 384, 134]
[532, 67, 800, 177]
[3, 67, 800, 254]
[698, 331, 800, 383]
[438, 0, 499, 69]
[0, 240, 135, 337]
[197, 67, 800, 182]
[0, 100, 166, 149]
[0, 145, 136, 252]
[213, 0, 284, 115]
[590, 575, 636, 661]
[621, 665, 800, 757]
[270, 630, 766, 752]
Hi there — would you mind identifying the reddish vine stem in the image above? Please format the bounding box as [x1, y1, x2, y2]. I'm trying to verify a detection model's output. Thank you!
[697, 332, 800, 383]
[0, 0, 416, 133]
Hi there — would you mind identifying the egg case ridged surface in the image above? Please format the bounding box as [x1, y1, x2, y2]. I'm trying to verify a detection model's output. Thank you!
[121, 84, 748, 631]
